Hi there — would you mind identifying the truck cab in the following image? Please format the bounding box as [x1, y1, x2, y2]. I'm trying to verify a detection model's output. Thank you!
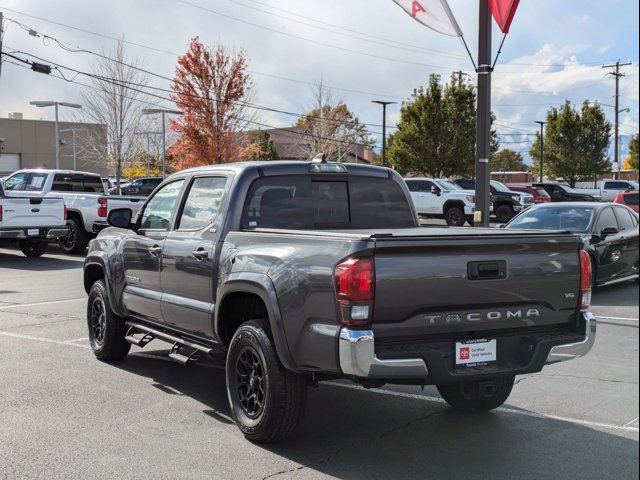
[405, 178, 476, 226]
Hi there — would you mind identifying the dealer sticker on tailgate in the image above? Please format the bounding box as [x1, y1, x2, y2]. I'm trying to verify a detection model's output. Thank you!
[455, 339, 497, 367]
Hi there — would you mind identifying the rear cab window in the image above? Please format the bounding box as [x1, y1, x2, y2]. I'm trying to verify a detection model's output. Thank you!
[241, 174, 415, 230]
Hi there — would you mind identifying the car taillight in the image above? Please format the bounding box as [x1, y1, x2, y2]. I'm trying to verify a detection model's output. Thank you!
[98, 197, 107, 218]
[64, 205, 68, 220]
[579, 250, 592, 311]
[0, 205, 3, 222]
[334, 257, 375, 326]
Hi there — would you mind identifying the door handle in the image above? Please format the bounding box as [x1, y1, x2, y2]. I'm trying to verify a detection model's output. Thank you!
[148, 245, 162, 256]
[192, 248, 209, 260]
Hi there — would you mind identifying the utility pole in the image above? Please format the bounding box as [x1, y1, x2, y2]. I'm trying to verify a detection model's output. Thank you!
[474, 0, 492, 227]
[372, 100, 396, 167]
[453, 70, 470, 86]
[142, 108, 182, 178]
[534, 121, 546, 183]
[603, 60, 632, 180]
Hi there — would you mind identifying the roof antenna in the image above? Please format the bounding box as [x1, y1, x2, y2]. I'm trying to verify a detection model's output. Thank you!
[312, 153, 327, 163]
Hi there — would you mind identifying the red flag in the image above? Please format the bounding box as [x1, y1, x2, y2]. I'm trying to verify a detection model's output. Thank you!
[488, 0, 520, 33]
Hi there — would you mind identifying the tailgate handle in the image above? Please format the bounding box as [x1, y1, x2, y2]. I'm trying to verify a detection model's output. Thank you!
[468, 261, 507, 280]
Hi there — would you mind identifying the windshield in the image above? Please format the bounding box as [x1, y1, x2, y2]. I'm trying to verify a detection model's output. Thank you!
[490, 181, 513, 193]
[435, 180, 462, 191]
[507, 206, 595, 233]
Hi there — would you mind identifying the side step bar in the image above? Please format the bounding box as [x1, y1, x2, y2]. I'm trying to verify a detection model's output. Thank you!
[125, 322, 214, 365]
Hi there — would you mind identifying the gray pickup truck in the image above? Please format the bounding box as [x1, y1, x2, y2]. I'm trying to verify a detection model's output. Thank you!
[83, 160, 596, 442]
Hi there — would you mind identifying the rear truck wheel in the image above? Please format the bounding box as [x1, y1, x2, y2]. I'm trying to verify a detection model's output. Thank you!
[226, 319, 307, 443]
[437, 375, 515, 412]
[87, 280, 130, 361]
[444, 206, 465, 227]
[59, 218, 89, 254]
[19, 239, 48, 258]
[495, 205, 514, 224]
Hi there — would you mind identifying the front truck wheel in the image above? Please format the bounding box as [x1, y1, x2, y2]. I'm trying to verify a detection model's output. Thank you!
[87, 280, 131, 361]
[444, 205, 466, 227]
[19, 239, 48, 257]
[437, 375, 515, 412]
[226, 320, 307, 443]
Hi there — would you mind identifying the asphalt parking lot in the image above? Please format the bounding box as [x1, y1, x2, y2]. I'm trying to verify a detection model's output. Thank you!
[0, 244, 638, 480]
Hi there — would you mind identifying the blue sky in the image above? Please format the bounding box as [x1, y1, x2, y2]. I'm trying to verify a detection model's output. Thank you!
[1, 0, 638, 161]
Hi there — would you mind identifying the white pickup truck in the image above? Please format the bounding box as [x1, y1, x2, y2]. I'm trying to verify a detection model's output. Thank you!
[0, 181, 68, 257]
[2, 170, 144, 254]
[405, 178, 479, 226]
[575, 180, 639, 202]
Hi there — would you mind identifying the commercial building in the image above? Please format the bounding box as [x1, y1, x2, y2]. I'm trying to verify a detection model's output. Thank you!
[0, 117, 109, 176]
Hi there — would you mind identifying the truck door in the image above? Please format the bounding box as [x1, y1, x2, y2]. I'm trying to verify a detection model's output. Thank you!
[592, 206, 626, 282]
[160, 175, 229, 336]
[121, 179, 185, 322]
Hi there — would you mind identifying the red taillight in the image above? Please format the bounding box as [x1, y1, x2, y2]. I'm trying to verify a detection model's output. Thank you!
[98, 197, 107, 218]
[579, 250, 592, 311]
[334, 257, 375, 326]
[63, 205, 68, 220]
[0, 205, 3, 222]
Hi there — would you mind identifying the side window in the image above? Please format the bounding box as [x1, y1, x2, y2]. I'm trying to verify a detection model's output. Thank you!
[178, 177, 228, 230]
[624, 193, 639, 206]
[614, 207, 636, 231]
[3, 172, 29, 191]
[595, 207, 618, 233]
[605, 181, 629, 190]
[52, 174, 82, 192]
[139, 180, 185, 231]
[406, 181, 419, 193]
[82, 176, 104, 193]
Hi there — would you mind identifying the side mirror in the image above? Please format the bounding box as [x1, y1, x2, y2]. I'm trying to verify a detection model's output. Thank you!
[600, 226, 619, 239]
[108, 208, 133, 229]
[431, 186, 441, 196]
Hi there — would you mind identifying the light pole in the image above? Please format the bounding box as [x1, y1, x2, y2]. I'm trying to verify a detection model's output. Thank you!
[142, 109, 183, 177]
[372, 101, 396, 167]
[30, 101, 82, 169]
[60, 128, 87, 170]
[534, 121, 546, 183]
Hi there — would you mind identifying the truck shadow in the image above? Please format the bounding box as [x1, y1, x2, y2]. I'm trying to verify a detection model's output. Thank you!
[0, 247, 84, 271]
[117, 350, 638, 480]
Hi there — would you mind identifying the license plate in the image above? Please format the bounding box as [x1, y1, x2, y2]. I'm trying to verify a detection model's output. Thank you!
[455, 339, 497, 368]
[27, 228, 40, 236]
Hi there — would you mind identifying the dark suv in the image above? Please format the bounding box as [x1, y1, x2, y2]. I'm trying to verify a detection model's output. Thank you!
[116, 177, 163, 196]
[454, 178, 524, 222]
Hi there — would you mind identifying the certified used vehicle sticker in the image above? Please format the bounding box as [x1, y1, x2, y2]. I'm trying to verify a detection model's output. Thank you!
[455, 339, 497, 368]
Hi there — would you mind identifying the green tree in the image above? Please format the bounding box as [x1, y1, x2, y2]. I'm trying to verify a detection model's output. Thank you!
[244, 130, 279, 160]
[627, 134, 639, 171]
[492, 149, 527, 171]
[530, 101, 611, 186]
[388, 74, 499, 177]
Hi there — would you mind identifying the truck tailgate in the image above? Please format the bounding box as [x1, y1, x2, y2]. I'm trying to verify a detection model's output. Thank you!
[0, 197, 65, 227]
[372, 231, 582, 338]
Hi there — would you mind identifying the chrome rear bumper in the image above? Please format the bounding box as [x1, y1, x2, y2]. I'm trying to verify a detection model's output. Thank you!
[545, 312, 596, 364]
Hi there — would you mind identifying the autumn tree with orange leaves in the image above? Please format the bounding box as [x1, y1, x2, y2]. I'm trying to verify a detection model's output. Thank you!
[169, 37, 254, 169]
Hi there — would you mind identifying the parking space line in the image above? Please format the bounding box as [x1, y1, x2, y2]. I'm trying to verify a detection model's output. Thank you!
[0, 330, 91, 349]
[596, 316, 639, 322]
[65, 337, 89, 343]
[624, 417, 639, 427]
[323, 381, 640, 434]
[0, 298, 85, 310]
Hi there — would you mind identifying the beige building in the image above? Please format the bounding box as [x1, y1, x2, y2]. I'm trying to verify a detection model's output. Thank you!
[0, 117, 109, 176]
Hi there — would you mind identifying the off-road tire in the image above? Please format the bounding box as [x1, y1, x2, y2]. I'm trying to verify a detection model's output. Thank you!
[444, 206, 466, 227]
[437, 375, 515, 412]
[226, 319, 307, 443]
[87, 280, 130, 361]
[19, 240, 48, 257]
[59, 218, 89, 254]
[495, 205, 514, 224]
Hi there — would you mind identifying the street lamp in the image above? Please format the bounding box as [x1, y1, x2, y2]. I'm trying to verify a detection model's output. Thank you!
[142, 108, 183, 177]
[30, 101, 82, 169]
[534, 121, 546, 183]
[371, 101, 397, 167]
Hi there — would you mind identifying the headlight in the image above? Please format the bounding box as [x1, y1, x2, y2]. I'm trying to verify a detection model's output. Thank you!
[512, 195, 521, 202]
[466, 195, 475, 203]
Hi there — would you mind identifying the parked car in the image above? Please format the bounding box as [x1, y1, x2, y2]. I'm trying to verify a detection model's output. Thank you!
[506, 202, 639, 287]
[110, 177, 162, 196]
[84, 160, 596, 442]
[454, 179, 529, 222]
[508, 185, 551, 204]
[533, 183, 600, 202]
[2, 169, 107, 253]
[575, 180, 639, 202]
[614, 190, 639, 213]
[405, 178, 477, 226]
[0, 180, 68, 257]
